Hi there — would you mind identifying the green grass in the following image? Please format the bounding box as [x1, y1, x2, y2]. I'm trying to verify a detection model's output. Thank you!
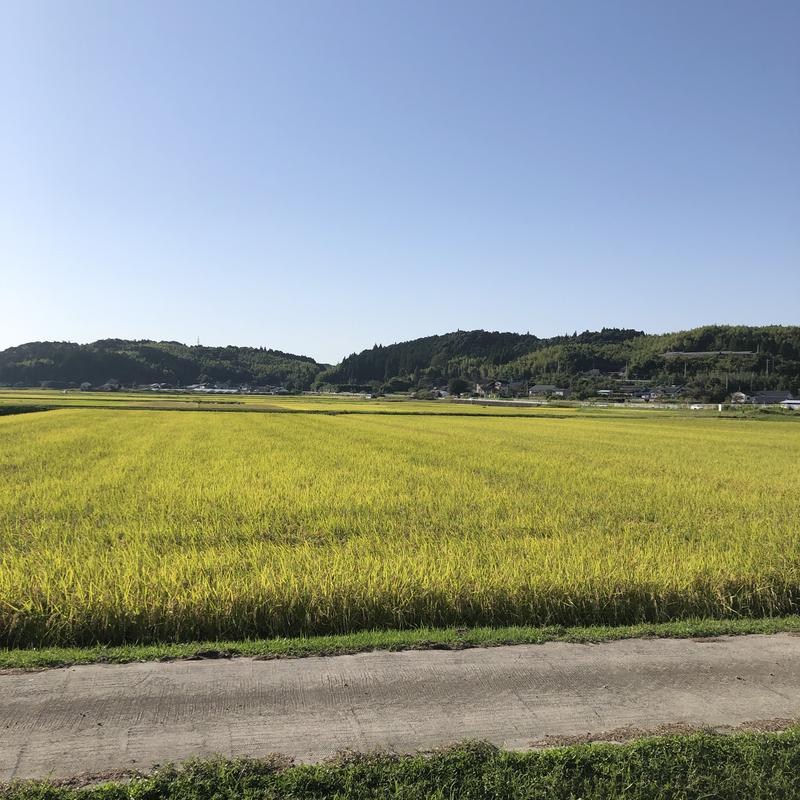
[2, 616, 798, 671]
[4, 734, 800, 799]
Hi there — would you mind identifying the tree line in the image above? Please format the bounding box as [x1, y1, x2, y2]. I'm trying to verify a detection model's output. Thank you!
[3, 326, 799, 400]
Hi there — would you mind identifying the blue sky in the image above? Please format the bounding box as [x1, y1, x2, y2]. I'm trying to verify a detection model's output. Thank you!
[2, 0, 798, 363]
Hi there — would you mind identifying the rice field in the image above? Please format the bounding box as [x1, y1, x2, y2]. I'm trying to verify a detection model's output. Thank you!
[1, 405, 799, 646]
[0, 389, 578, 416]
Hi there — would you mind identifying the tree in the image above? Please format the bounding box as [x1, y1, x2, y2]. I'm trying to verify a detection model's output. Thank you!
[448, 377, 470, 396]
[384, 377, 412, 393]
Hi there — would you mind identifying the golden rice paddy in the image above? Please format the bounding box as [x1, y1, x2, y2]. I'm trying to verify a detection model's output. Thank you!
[1, 405, 798, 645]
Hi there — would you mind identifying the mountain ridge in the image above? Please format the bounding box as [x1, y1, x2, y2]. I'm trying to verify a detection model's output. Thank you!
[2, 325, 799, 400]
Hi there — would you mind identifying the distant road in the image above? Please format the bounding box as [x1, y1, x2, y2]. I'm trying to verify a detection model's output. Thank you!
[2, 634, 799, 782]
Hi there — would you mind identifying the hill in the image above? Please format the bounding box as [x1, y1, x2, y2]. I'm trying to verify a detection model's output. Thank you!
[0, 339, 325, 390]
[316, 325, 800, 401]
[4, 326, 799, 400]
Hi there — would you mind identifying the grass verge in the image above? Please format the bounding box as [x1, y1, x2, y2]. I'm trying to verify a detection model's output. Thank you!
[2, 616, 798, 671]
[4, 733, 800, 799]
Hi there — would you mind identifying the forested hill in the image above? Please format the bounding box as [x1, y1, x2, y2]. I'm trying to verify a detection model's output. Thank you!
[316, 326, 800, 398]
[4, 326, 800, 398]
[0, 340, 325, 390]
[319, 330, 544, 386]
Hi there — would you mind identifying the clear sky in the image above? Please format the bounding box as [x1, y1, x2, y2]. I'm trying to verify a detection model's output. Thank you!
[2, 1, 798, 363]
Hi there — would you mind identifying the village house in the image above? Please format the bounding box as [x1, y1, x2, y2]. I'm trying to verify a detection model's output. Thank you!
[754, 390, 794, 405]
[731, 390, 794, 405]
[619, 383, 648, 398]
[730, 391, 754, 404]
[527, 384, 570, 398]
[476, 380, 509, 397]
[649, 385, 685, 400]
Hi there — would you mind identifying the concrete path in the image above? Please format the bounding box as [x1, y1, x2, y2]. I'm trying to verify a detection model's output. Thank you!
[2, 634, 800, 781]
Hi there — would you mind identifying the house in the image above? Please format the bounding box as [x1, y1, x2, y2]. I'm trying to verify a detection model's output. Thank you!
[619, 383, 647, 398]
[780, 399, 800, 411]
[650, 385, 685, 400]
[730, 391, 753, 404]
[477, 380, 509, 397]
[528, 384, 558, 397]
[508, 380, 527, 397]
[754, 391, 794, 405]
[492, 380, 510, 397]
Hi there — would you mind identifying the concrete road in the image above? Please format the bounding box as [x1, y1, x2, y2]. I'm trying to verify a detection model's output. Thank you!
[2, 634, 799, 781]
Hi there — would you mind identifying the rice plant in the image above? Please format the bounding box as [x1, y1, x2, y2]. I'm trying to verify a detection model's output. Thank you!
[1, 407, 798, 646]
